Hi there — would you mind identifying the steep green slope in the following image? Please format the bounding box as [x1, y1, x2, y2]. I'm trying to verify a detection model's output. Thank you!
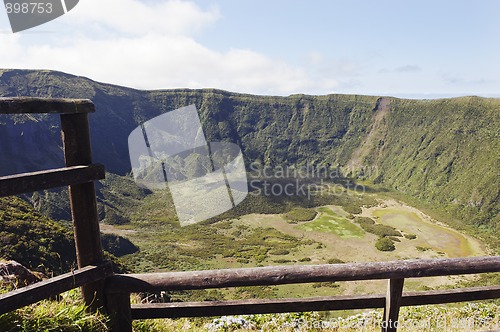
[0, 197, 76, 274]
[0, 69, 498, 235]
[373, 97, 499, 233]
[0, 196, 132, 274]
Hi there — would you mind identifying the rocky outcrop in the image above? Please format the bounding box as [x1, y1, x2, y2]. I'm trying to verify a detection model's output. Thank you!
[0, 260, 43, 288]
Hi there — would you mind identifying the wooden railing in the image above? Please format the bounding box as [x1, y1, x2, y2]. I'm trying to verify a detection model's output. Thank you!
[0, 263, 112, 315]
[104, 256, 500, 332]
[0, 98, 499, 332]
[0, 97, 109, 312]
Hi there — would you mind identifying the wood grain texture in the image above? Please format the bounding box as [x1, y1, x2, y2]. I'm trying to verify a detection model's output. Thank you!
[0, 263, 113, 315]
[61, 113, 106, 311]
[383, 278, 404, 332]
[105, 256, 500, 293]
[0, 98, 94, 114]
[0, 164, 105, 197]
[127, 285, 500, 320]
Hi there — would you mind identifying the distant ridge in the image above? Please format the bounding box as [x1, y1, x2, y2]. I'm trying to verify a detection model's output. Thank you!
[0, 68, 498, 236]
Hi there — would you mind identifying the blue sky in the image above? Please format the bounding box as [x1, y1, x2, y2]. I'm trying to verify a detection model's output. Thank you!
[1, 0, 499, 98]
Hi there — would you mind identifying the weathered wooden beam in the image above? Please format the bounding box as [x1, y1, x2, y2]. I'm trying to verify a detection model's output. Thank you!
[400, 285, 500, 306]
[383, 278, 404, 332]
[106, 293, 132, 332]
[0, 164, 105, 197]
[105, 256, 500, 293]
[0, 98, 94, 114]
[131, 294, 386, 319]
[128, 285, 500, 320]
[61, 113, 105, 312]
[0, 263, 113, 315]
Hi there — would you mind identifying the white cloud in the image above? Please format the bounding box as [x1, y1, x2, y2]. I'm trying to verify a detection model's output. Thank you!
[0, 33, 22, 60]
[0, 0, 339, 96]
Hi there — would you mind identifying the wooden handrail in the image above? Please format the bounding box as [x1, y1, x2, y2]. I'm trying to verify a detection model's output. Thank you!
[105, 257, 500, 332]
[0, 164, 105, 197]
[130, 295, 386, 319]
[0, 98, 106, 312]
[0, 263, 113, 315]
[128, 285, 500, 319]
[105, 256, 500, 293]
[0, 97, 95, 114]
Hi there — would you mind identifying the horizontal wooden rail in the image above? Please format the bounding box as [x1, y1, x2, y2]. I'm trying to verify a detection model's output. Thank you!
[0, 262, 113, 315]
[129, 285, 500, 319]
[400, 284, 500, 306]
[131, 294, 385, 319]
[0, 164, 105, 197]
[0, 98, 95, 114]
[105, 256, 500, 293]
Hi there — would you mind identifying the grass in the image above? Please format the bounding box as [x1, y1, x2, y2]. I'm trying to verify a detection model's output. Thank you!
[0, 289, 108, 332]
[199, 303, 500, 331]
[371, 207, 481, 257]
[296, 207, 365, 238]
[1, 285, 498, 332]
[375, 187, 500, 255]
[1, 292, 498, 332]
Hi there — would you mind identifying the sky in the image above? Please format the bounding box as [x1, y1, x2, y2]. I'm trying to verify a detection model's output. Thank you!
[0, 0, 499, 98]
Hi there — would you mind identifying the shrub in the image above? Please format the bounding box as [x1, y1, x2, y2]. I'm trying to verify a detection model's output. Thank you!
[269, 249, 290, 256]
[416, 246, 431, 252]
[354, 217, 376, 226]
[404, 233, 417, 240]
[327, 258, 345, 264]
[273, 259, 292, 263]
[284, 208, 317, 223]
[354, 217, 402, 237]
[341, 204, 362, 215]
[312, 281, 339, 288]
[388, 236, 401, 242]
[298, 257, 311, 262]
[375, 237, 396, 251]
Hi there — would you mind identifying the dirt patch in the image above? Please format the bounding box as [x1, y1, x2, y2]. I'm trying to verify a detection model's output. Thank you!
[100, 223, 138, 237]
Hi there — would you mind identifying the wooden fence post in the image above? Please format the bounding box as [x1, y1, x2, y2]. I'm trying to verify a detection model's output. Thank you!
[383, 278, 404, 332]
[60, 113, 106, 311]
[106, 292, 132, 332]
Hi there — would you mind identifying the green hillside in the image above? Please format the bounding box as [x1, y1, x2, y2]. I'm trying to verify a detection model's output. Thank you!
[0, 69, 498, 238]
[0, 197, 75, 275]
